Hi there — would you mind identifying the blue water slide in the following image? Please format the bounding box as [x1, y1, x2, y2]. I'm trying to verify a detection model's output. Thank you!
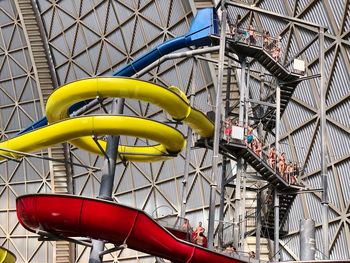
[17, 8, 218, 135]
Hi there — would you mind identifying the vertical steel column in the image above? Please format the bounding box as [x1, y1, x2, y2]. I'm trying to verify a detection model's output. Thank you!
[179, 62, 198, 220]
[240, 168, 247, 247]
[319, 27, 329, 260]
[275, 85, 281, 154]
[208, 1, 227, 250]
[274, 76, 281, 262]
[241, 64, 250, 248]
[233, 59, 246, 249]
[179, 123, 193, 219]
[239, 60, 246, 127]
[259, 71, 264, 102]
[244, 64, 250, 127]
[256, 191, 262, 259]
[300, 219, 316, 260]
[258, 70, 265, 132]
[233, 159, 242, 248]
[218, 156, 227, 249]
[89, 98, 124, 263]
[274, 190, 280, 261]
[218, 58, 232, 249]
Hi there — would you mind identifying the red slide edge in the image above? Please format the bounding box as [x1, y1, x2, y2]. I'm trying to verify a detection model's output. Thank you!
[16, 194, 243, 263]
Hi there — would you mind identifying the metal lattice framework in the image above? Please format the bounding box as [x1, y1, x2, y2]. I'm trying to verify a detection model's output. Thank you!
[0, 0, 349, 262]
[0, 1, 53, 262]
[227, 0, 350, 260]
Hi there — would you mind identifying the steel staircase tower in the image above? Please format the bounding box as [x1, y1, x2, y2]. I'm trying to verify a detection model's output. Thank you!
[16, 1, 74, 262]
[226, 39, 303, 130]
[194, 3, 308, 260]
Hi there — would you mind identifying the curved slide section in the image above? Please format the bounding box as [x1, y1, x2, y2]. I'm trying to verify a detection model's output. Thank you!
[0, 247, 15, 263]
[0, 78, 214, 162]
[17, 194, 242, 263]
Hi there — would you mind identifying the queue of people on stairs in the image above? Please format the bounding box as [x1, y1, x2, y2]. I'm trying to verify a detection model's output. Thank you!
[227, 14, 282, 61]
[268, 146, 299, 185]
[223, 118, 300, 185]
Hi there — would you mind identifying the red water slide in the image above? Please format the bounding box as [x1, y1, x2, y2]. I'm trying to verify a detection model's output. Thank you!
[17, 194, 245, 263]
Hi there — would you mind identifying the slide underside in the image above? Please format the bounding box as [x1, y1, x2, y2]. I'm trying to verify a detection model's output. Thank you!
[17, 194, 244, 263]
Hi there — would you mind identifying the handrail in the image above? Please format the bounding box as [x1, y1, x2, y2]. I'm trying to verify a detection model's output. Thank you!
[222, 128, 303, 187]
[217, 24, 306, 76]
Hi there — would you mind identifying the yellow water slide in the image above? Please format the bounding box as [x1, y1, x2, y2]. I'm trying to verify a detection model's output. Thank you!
[0, 247, 16, 263]
[0, 77, 214, 162]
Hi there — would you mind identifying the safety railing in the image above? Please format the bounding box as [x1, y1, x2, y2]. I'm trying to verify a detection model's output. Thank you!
[211, 21, 306, 76]
[245, 206, 289, 238]
[222, 122, 304, 187]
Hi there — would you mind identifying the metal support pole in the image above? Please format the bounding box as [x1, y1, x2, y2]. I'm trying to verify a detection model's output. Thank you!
[275, 85, 281, 154]
[233, 158, 242, 249]
[218, 57, 232, 249]
[89, 98, 124, 263]
[98, 99, 124, 199]
[256, 191, 262, 259]
[319, 27, 329, 260]
[239, 60, 246, 127]
[179, 62, 198, 220]
[244, 64, 250, 127]
[274, 190, 280, 262]
[218, 156, 227, 249]
[240, 167, 247, 247]
[208, 1, 227, 250]
[259, 71, 264, 102]
[233, 52, 246, 250]
[300, 219, 316, 260]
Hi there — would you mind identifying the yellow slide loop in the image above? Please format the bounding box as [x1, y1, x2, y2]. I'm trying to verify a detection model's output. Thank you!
[46, 77, 214, 160]
[0, 247, 16, 263]
[46, 78, 192, 122]
[0, 116, 184, 162]
[168, 85, 191, 121]
[0, 77, 213, 162]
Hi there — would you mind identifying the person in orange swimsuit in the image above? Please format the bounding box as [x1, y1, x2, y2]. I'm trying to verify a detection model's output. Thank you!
[254, 139, 262, 157]
[268, 146, 276, 169]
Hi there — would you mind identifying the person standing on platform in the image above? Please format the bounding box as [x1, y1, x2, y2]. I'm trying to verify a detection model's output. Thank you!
[268, 146, 277, 169]
[278, 152, 286, 177]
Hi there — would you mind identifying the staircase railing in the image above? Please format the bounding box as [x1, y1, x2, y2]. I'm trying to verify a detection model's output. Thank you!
[223, 26, 305, 76]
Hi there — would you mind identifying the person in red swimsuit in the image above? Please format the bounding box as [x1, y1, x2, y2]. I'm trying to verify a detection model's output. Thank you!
[192, 221, 206, 245]
[224, 119, 232, 142]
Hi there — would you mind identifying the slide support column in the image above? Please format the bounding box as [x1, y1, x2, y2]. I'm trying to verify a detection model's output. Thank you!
[256, 190, 262, 259]
[208, 0, 227, 250]
[89, 98, 124, 263]
[274, 190, 280, 262]
[180, 60, 198, 220]
[320, 27, 329, 260]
